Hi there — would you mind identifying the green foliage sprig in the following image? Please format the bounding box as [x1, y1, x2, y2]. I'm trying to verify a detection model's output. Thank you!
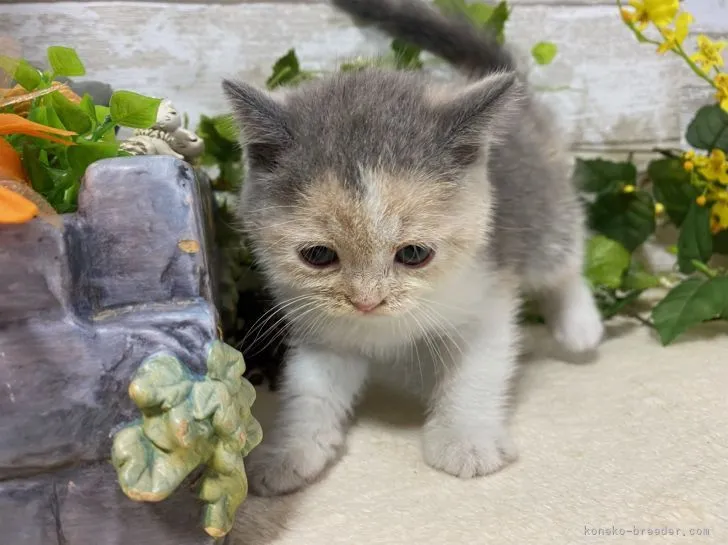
[1, 46, 162, 213]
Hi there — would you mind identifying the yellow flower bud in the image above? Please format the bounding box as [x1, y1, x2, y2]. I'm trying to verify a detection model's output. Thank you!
[697, 195, 707, 206]
[655, 202, 665, 215]
[622, 184, 636, 194]
[684, 150, 695, 160]
[620, 8, 636, 23]
[684, 160, 694, 171]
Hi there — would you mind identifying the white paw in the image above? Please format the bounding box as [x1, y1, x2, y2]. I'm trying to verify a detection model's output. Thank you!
[245, 431, 343, 497]
[552, 295, 604, 353]
[423, 422, 518, 479]
[544, 279, 604, 353]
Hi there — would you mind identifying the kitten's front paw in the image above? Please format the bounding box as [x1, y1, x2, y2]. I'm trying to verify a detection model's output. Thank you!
[422, 422, 518, 479]
[246, 432, 343, 496]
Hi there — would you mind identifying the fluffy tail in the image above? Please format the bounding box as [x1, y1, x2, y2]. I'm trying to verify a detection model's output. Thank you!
[331, 0, 515, 76]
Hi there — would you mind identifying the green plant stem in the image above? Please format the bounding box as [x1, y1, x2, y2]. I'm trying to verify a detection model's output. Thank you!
[629, 312, 656, 328]
[674, 42, 717, 89]
[91, 115, 115, 141]
[616, 0, 662, 46]
[691, 259, 719, 278]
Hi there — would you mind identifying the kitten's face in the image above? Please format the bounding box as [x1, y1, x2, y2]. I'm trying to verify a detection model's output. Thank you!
[246, 165, 491, 321]
[223, 69, 521, 327]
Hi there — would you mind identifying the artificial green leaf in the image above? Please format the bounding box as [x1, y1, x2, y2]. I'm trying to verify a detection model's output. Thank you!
[196, 114, 242, 165]
[266, 49, 302, 89]
[685, 105, 728, 152]
[109, 90, 162, 129]
[50, 91, 92, 135]
[62, 182, 80, 212]
[466, 3, 495, 25]
[47, 46, 86, 77]
[483, 1, 509, 42]
[652, 276, 728, 345]
[79, 93, 97, 125]
[67, 141, 120, 179]
[391, 39, 423, 70]
[212, 114, 239, 143]
[531, 42, 558, 65]
[33, 103, 67, 132]
[21, 144, 53, 195]
[584, 235, 631, 289]
[648, 158, 698, 226]
[574, 158, 636, 194]
[14, 60, 43, 91]
[434, 0, 468, 15]
[622, 269, 661, 290]
[95, 105, 111, 121]
[589, 190, 655, 252]
[44, 168, 75, 210]
[677, 201, 713, 273]
[92, 105, 116, 142]
[0, 55, 19, 79]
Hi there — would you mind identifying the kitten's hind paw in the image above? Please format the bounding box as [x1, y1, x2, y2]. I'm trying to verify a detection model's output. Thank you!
[542, 277, 604, 354]
[551, 290, 604, 353]
[423, 423, 518, 479]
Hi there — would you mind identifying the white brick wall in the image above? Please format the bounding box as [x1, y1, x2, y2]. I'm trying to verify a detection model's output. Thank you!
[1, 0, 727, 160]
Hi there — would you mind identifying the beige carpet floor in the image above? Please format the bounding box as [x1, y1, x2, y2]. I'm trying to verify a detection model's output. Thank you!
[231, 319, 727, 545]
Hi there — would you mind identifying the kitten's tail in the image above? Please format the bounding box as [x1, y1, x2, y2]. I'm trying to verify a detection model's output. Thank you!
[331, 0, 515, 77]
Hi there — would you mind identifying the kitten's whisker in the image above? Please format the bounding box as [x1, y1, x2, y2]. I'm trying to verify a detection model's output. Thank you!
[245, 299, 322, 358]
[417, 306, 461, 370]
[239, 294, 313, 348]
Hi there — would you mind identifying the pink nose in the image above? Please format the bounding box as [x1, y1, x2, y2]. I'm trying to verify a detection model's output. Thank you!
[351, 299, 382, 313]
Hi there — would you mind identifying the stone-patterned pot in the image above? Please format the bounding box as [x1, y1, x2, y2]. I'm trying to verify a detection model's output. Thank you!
[0, 156, 260, 545]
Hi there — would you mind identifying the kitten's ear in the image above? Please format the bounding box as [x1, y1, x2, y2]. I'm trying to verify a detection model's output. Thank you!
[435, 71, 524, 164]
[222, 79, 292, 170]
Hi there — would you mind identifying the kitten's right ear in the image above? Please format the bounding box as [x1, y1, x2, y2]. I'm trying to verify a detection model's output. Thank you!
[222, 79, 292, 170]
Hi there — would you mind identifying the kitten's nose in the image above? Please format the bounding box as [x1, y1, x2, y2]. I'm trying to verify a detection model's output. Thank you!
[349, 298, 382, 313]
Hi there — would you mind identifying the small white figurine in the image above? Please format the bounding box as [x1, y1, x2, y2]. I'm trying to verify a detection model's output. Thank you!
[120, 99, 204, 162]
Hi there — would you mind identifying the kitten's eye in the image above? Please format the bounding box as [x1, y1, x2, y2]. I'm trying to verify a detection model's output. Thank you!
[300, 246, 339, 268]
[395, 245, 434, 268]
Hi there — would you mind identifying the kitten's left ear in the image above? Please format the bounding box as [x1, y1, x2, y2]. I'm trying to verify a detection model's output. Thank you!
[222, 79, 293, 170]
[435, 71, 525, 164]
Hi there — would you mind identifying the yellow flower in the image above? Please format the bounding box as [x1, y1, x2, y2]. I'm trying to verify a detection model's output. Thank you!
[691, 35, 727, 72]
[628, 0, 679, 29]
[710, 201, 728, 233]
[684, 160, 694, 171]
[714, 73, 728, 111]
[697, 149, 728, 184]
[697, 195, 707, 206]
[655, 202, 665, 214]
[623, 184, 636, 193]
[621, 8, 637, 23]
[657, 12, 693, 54]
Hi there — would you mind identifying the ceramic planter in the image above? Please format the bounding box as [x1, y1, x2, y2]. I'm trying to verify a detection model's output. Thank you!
[0, 156, 260, 545]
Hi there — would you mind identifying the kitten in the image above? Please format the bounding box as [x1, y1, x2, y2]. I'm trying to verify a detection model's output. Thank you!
[222, 0, 604, 496]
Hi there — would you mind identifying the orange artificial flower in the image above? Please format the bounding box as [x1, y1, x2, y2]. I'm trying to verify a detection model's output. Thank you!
[0, 137, 27, 183]
[0, 184, 38, 224]
[0, 113, 76, 145]
[0, 114, 74, 225]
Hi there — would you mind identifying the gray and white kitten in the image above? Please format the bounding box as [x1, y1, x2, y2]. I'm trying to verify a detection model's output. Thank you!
[222, 0, 603, 496]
